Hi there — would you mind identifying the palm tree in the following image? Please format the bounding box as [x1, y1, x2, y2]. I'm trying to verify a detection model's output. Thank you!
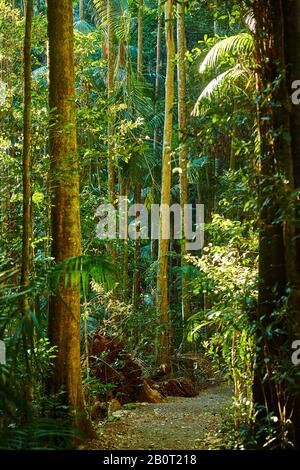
[193, 16, 255, 115]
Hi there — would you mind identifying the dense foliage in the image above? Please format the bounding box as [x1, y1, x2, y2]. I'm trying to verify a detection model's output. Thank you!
[0, 0, 300, 450]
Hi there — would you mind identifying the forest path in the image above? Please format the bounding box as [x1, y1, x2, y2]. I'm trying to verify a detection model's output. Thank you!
[85, 383, 232, 450]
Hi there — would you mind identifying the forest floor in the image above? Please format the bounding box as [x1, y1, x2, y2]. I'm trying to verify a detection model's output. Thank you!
[84, 383, 232, 450]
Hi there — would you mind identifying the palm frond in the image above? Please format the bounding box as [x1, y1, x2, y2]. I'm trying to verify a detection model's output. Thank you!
[193, 65, 253, 116]
[51, 255, 114, 297]
[74, 19, 94, 34]
[32, 66, 48, 80]
[199, 33, 254, 74]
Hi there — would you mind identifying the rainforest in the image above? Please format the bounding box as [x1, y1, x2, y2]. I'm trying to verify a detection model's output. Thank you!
[1, 0, 300, 454]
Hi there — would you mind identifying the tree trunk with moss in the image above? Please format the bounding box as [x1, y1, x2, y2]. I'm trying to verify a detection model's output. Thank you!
[157, 0, 175, 372]
[253, 0, 300, 448]
[282, 0, 300, 448]
[47, 0, 93, 436]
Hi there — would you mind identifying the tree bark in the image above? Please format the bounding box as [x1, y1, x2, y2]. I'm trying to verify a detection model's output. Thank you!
[153, 15, 162, 151]
[133, 0, 143, 310]
[137, 0, 143, 76]
[157, 0, 175, 372]
[107, 0, 116, 262]
[253, 0, 300, 447]
[47, 0, 93, 436]
[21, 0, 33, 317]
[79, 0, 85, 21]
[282, 0, 300, 447]
[177, 0, 191, 335]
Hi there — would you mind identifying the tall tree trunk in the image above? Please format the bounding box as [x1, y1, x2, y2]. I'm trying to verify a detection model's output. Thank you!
[151, 14, 162, 260]
[253, 0, 300, 447]
[177, 0, 191, 339]
[132, 0, 143, 310]
[137, 0, 143, 76]
[107, 0, 116, 262]
[20, 0, 34, 420]
[282, 0, 300, 447]
[47, 0, 93, 436]
[253, 0, 286, 436]
[21, 0, 33, 317]
[157, 0, 175, 372]
[153, 15, 162, 151]
[107, 0, 115, 203]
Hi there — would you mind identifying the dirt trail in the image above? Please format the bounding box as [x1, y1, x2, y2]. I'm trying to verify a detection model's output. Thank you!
[86, 383, 232, 450]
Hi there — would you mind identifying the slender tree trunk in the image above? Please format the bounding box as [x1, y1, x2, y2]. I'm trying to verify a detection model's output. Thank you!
[229, 105, 237, 171]
[20, 0, 34, 420]
[133, 184, 142, 310]
[157, 0, 175, 372]
[137, 0, 143, 76]
[151, 14, 162, 260]
[107, 0, 116, 262]
[79, 0, 85, 21]
[21, 0, 33, 316]
[47, 0, 94, 436]
[177, 0, 191, 337]
[107, 0, 115, 204]
[153, 15, 162, 151]
[133, 0, 143, 310]
[120, 176, 129, 301]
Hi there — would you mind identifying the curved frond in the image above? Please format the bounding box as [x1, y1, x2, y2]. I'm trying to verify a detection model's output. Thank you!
[74, 19, 94, 34]
[199, 33, 254, 74]
[51, 255, 114, 297]
[32, 66, 48, 80]
[193, 65, 253, 116]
